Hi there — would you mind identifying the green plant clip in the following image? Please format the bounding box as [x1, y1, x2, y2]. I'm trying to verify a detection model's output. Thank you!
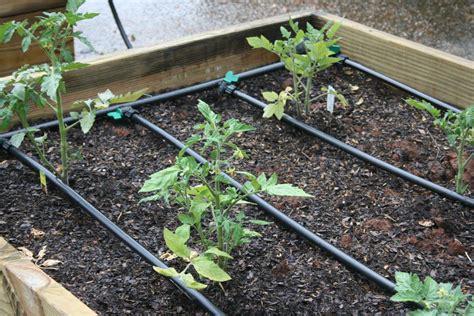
[223, 71, 239, 84]
[107, 108, 123, 120]
[329, 44, 341, 55]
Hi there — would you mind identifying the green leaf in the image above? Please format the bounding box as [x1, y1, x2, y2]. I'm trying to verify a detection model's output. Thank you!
[405, 99, 441, 118]
[204, 247, 233, 259]
[163, 228, 191, 260]
[10, 132, 26, 148]
[249, 219, 272, 225]
[139, 165, 180, 193]
[192, 256, 231, 282]
[153, 266, 180, 278]
[280, 26, 291, 38]
[66, 0, 86, 13]
[62, 62, 89, 71]
[326, 21, 341, 39]
[41, 72, 62, 102]
[12, 83, 26, 101]
[110, 88, 149, 104]
[175, 224, 191, 243]
[262, 91, 279, 102]
[177, 214, 195, 225]
[263, 102, 285, 120]
[21, 36, 31, 52]
[266, 183, 313, 197]
[197, 100, 219, 126]
[181, 273, 207, 289]
[79, 110, 95, 134]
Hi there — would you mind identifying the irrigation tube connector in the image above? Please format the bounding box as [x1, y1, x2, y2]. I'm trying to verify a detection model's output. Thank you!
[223, 86, 474, 208]
[0, 62, 285, 140]
[0, 139, 224, 316]
[124, 108, 397, 294]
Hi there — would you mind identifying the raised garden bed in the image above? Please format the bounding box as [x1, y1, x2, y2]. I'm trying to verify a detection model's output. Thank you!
[0, 10, 472, 315]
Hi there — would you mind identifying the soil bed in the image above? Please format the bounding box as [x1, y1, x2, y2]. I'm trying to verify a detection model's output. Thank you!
[0, 64, 472, 314]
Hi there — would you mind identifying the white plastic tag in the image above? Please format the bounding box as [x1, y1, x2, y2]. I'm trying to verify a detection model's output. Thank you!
[326, 85, 335, 113]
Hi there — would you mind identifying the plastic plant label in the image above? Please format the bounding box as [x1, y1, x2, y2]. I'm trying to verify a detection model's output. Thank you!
[39, 170, 48, 194]
[326, 85, 335, 113]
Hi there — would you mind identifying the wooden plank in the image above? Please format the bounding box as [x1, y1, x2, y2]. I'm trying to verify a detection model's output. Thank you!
[0, 8, 73, 77]
[7, 11, 313, 124]
[312, 12, 474, 108]
[0, 237, 96, 316]
[0, 0, 66, 17]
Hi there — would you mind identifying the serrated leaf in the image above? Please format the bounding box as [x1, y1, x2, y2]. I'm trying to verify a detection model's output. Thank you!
[175, 225, 190, 243]
[110, 88, 149, 104]
[163, 228, 190, 260]
[181, 273, 207, 289]
[10, 132, 26, 148]
[192, 256, 231, 282]
[79, 110, 95, 134]
[41, 72, 62, 102]
[326, 21, 341, 39]
[62, 62, 89, 71]
[12, 83, 26, 101]
[21, 36, 31, 52]
[66, 0, 86, 13]
[262, 91, 279, 102]
[249, 219, 272, 225]
[204, 247, 233, 259]
[153, 266, 180, 278]
[266, 183, 313, 197]
[139, 165, 180, 193]
[263, 102, 284, 120]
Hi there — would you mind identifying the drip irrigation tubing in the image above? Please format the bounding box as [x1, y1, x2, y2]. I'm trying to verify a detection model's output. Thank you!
[339, 56, 461, 113]
[0, 139, 224, 316]
[226, 88, 474, 208]
[108, 0, 133, 49]
[0, 62, 285, 140]
[125, 108, 397, 294]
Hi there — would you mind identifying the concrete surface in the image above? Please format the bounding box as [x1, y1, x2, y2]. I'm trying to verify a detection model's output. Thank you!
[75, 0, 474, 61]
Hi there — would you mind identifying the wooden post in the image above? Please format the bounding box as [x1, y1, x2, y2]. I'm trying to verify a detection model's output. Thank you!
[0, 237, 96, 316]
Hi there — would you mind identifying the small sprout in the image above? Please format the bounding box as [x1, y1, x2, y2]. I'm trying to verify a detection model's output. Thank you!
[391, 272, 473, 315]
[406, 99, 473, 194]
[248, 18, 345, 117]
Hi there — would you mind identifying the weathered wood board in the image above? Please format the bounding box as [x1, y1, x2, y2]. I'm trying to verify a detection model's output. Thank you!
[312, 12, 474, 108]
[0, 237, 96, 316]
[0, 0, 66, 17]
[1, 10, 472, 128]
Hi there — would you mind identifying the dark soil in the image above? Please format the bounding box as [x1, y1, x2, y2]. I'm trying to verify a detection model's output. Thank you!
[0, 64, 472, 315]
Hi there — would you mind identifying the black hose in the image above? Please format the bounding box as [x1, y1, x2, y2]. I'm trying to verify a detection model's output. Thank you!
[340, 57, 461, 113]
[108, 0, 133, 49]
[126, 109, 397, 294]
[230, 89, 474, 207]
[0, 139, 224, 316]
[0, 62, 285, 140]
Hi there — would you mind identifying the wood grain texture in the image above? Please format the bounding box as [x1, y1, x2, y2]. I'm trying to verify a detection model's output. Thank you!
[8, 11, 312, 124]
[312, 12, 474, 108]
[0, 237, 96, 316]
[0, 0, 66, 17]
[0, 8, 73, 77]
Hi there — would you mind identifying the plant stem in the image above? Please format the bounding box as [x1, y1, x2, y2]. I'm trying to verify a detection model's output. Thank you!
[18, 112, 56, 173]
[455, 135, 466, 194]
[304, 76, 312, 115]
[55, 87, 69, 184]
[291, 61, 301, 117]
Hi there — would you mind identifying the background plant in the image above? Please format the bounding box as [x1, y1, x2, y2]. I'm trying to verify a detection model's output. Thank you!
[247, 18, 347, 119]
[140, 100, 312, 289]
[406, 99, 473, 194]
[391, 272, 473, 315]
[0, 0, 146, 184]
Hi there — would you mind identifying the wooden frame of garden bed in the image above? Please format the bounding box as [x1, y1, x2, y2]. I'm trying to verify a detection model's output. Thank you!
[0, 237, 95, 316]
[3, 10, 473, 128]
